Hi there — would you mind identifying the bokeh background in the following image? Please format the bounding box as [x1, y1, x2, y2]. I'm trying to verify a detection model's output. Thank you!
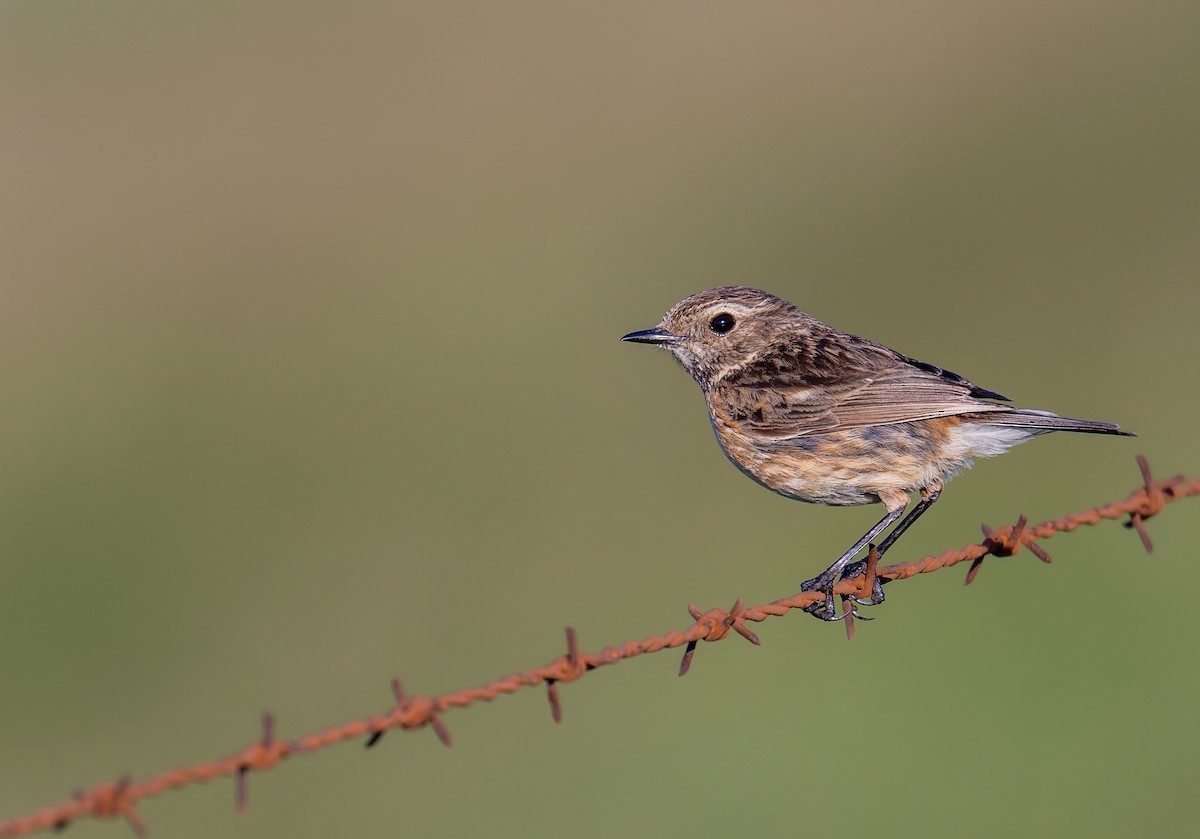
[2, 2, 1197, 837]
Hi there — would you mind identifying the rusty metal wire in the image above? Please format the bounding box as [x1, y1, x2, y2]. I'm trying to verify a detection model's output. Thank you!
[1, 456, 1194, 837]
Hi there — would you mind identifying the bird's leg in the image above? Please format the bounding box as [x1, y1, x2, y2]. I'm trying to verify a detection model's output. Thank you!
[802, 505, 905, 621]
[847, 486, 943, 609]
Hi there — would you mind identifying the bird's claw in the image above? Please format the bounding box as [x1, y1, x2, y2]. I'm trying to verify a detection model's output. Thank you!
[800, 572, 843, 621]
[844, 598, 877, 620]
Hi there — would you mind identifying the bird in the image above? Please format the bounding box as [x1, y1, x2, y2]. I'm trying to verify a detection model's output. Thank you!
[621, 286, 1133, 621]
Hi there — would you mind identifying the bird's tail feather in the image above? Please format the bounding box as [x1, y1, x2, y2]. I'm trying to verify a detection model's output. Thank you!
[981, 409, 1135, 437]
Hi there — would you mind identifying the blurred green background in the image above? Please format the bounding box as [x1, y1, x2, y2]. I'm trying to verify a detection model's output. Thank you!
[2, 2, 1197, 837]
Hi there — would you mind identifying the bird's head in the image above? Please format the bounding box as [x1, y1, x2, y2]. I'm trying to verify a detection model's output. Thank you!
[621, 286, 804, 387]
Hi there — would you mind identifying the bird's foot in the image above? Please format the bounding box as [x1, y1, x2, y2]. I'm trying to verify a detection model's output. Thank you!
[800, 555, 885, 622]
[800, 569, 843, 621]
[842, 556, 886, 609]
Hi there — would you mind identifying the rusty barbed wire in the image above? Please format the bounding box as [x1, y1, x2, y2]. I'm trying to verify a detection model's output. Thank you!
[1, 456, 1194, 837]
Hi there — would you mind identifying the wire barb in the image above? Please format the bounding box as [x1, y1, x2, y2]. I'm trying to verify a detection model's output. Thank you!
[2, 456, 1194, 838]
[677, 641, 698, 677]
[234, 712, 275, 813]
[970, 514, 1038, 584]
[545, 627, 582, 723]
[842, 544, 880, 640]
[676, 597, 763, 675]
[1124, 455, 1164, 553]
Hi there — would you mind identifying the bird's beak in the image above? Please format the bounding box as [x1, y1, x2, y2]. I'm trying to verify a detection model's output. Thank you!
[621, 327, 681, 346]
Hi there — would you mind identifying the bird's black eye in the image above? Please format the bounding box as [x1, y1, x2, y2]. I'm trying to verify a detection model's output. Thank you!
[709, 313, 736, 334]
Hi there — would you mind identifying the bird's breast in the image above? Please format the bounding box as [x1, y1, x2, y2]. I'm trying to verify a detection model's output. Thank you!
[706, 407, 969, 508]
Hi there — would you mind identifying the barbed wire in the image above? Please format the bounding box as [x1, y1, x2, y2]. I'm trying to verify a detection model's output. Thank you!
[1, 455, 1193, 837]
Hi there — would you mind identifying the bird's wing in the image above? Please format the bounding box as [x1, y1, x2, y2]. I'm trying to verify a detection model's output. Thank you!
[722, 343, 1011, 439]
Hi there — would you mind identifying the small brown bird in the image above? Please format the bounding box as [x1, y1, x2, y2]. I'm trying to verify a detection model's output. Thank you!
[622, 286, 1133, 621]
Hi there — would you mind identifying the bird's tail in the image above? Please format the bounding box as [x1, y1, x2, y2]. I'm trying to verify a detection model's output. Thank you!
[979, 409, 1135, 437]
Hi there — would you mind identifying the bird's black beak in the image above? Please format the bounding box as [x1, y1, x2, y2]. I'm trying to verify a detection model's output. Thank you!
[621, 327, 680, 345]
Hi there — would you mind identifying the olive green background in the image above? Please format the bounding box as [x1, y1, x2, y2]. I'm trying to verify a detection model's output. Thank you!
[2, 2, 1197, 837]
